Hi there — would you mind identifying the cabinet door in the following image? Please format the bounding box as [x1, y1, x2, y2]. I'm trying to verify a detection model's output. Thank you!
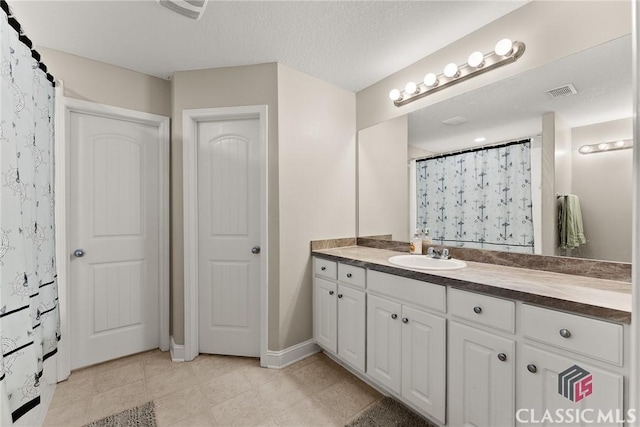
[402, 306, 447, 423]
[337, 285, 366, 372]
[367, 294, 402, 393]
[449, 321, 515, 427]
[519, 345, 624, 427]
[401, 306, 446, 424]
[313, 277, 337, 353]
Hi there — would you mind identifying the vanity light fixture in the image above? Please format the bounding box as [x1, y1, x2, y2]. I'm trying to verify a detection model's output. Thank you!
[388, 38, 526, 107]
[579, 139, 633, 154]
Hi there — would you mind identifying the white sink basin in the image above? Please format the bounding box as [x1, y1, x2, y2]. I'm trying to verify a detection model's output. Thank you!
[388, 255, 467, 271]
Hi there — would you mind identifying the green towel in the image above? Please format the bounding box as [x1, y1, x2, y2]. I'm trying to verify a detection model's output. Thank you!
[559, 194, 587, 249]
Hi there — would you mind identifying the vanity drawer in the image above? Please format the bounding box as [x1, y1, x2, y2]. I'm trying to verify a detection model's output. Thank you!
[314, 258, 337, 280]
[449, 288, 515, 333]
[338, 263, 365, 289]
[522, 305, 623, 365]
[367, 270, 445, 313]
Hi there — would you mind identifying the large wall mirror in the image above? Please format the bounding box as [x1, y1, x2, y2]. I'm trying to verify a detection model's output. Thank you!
[358, 33, 632, 263]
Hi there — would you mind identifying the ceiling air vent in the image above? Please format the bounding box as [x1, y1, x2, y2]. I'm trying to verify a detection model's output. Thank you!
[157, 0, 208, 20]
[545, 84, 578, 99]
[442, 116, 468, 126]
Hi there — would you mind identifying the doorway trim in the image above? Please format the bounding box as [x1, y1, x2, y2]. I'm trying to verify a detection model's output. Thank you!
[55, 95, 170, 380]
[182, 105, 268, 364]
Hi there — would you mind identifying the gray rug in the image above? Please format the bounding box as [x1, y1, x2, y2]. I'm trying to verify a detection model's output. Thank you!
[84, 401, 157, 427]
[346, 397, 436, 427]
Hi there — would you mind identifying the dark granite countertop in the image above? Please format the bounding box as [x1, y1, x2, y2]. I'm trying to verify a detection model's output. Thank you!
[312, 246, 632, 324]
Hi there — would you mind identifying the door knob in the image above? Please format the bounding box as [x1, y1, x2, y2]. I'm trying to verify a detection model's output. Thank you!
[73, 249, 85, 258]
[338, 294, 343, 299]
[391, 314, 398, 319]
[329, 291, 334, 295]
[251, 246, 261, 254]
[402, 318, 409, 324]
[497, 353, 507, 362]
[473, 306, 482, 314]
[527, 364, 538, 373]
[559, 329, 571, 338]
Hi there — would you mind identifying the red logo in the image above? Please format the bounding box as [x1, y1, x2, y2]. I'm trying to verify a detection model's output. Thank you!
[558, 365, 593, 402]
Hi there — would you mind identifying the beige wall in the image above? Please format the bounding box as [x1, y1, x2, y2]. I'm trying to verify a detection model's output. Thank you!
[171, 64, 280, 347]
[358, 116, 408, 240]
[356, 1, 631, 130]
[277, 64, 356, 349]
[570, 118, 632, 262]
[38, 47, 170, 116]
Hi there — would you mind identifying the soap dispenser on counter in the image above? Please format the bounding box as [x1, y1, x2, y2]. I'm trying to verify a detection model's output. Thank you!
[410, 232, 423, 254]
[421, 228, 432, 255]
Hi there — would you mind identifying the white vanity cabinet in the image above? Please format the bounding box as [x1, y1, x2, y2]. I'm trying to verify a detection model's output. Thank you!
[448, 289, 516, 427]
[518, 305, 625, 427]
[312, 258, 366, 372]
[367, 271, 447, 424]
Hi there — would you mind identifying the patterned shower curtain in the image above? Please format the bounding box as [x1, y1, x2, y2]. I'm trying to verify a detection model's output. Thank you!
[416, 139, 534, 254]
[0, 2, 60, 423]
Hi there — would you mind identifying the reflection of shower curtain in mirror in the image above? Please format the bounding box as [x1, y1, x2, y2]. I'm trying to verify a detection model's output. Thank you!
[416, 139, 534, 253]
[0, 2, 60, 423]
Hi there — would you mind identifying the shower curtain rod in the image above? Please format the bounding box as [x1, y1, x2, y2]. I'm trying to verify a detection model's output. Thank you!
[1, 0, 55, 86]
[415, 137, 532, 162]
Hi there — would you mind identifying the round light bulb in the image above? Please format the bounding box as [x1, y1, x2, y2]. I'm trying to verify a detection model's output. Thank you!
[423, 73, 438, 87]
[443, 63, 459, 78]
[389, 89, 401, 101]
[495, 38, 514, 56]
[468, 51, 484, 68]
[405, 81, 418, 94]
[579, 146, 593, 154]
[598, 143, 610, 151]
[615, 140, 626, 148]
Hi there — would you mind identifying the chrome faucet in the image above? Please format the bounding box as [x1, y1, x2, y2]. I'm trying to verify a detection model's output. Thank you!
[427, 247, 450, 260]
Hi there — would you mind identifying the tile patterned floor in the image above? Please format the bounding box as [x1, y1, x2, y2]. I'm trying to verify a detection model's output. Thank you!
[43, 350, 383, 426]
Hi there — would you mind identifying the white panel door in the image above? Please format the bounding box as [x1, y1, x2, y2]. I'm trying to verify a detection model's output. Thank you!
[367, 294, 402, 393]
[401, 306, 446, 424]
[519, 345, 623, 427]
[197, 118, 260, 356]
[449, 321, 515, 427]
[70, 112, 160, 369]
[337, 285, 365, 372]
[313, 278, 337, 353]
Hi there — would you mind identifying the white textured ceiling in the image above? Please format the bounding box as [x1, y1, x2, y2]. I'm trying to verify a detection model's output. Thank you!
[8, 0, 526, 91]
[409, 35, 632, 153]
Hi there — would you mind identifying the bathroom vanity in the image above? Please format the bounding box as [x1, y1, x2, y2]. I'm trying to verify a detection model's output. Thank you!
[311, 245, 630, 427]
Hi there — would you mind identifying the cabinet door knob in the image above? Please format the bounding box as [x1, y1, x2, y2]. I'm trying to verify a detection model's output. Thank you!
[527, 364, 538, 373]
[329, 290, 334, 295]
[391, 314, 398, 320]
[321, 266, 326, 271]
[497, 353, 507, 362]
[473, 306, 482, 314]
[346, 273, 352, 278]
[559, 329, 571, 338]
[402, 317, 409, 324]
[73, 249, 85, 258]
[337, 294, 343, 299]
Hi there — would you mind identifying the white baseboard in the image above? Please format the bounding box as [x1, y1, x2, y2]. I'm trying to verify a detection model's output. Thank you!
[263, 339, 321, 369]
[170, 336, 185, 362]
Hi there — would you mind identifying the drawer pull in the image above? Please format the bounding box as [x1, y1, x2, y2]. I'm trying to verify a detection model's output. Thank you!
[391, 314, 398, 320]
[346, 273, 352, 278]
[559, 329, 572, 338]
[497, 353, 507, 362]
[321, 266, 326, 271]
[527, 364, 538, 373]
[473, 306, 482, 314]
[402, 317, 409, 324]
[329, 290, 334, 295]
[337, 294, 343, 299]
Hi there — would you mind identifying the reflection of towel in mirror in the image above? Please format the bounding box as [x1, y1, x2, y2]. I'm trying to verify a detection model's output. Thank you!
[558, 194, 587, 249]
